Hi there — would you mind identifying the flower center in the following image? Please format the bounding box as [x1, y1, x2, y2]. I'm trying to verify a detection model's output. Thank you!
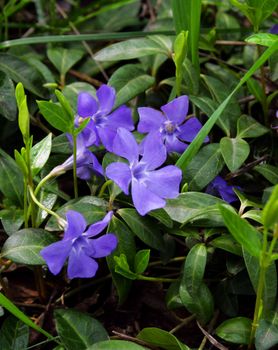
[162, 120, 178, 135]
[92, 111, 106, 126]
[132, 162, 148, 182]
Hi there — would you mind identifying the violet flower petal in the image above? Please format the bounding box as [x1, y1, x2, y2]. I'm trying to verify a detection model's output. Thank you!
[40, 240, 72, 275]
[67, 247, 99, 279]
[64, 210, 86, 240]
[137, 107, 165, 133]
[87, 234, 118, 258]
[206, 176, 237, 203]
[112, 128, 138, 164]
[144, 165, 182, 198]
[105, 162, 132, 195]
[164, 134, 188, 153]
[77, 92, 98, 117]
[84, 211, 113, 237]
[106, 105, 134, 131]
[179, 117, 209, 143]
[131, 179, 166, 216]
[96, 85, 115, 114]
[161, 95, 189, 124]
[141, 131, 167, 170]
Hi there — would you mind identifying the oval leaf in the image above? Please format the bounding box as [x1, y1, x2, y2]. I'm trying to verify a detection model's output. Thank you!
[216, 317, 252, 344]
[220, 137, 250, 172]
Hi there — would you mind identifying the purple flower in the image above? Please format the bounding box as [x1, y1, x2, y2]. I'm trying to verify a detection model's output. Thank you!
[206, 176, 238, 203]
[76, 85, 134, 151]
[106, 128, 182, 216]
[40, 211, 117, 279]
[137, 95, 209, 154]
[50, 134, 103, 180]
[269, 24, 278, 34]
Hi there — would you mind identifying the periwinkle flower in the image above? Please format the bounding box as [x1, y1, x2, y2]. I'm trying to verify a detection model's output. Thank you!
[138, 95, 209, 154]
[50, 133, 103, 180]
[269, 24, 278, 34]
[77, 85, 134, 151]
[40, 211, 117, 279]
[206, 176, 238, 203]
[106, 128, 182, 216]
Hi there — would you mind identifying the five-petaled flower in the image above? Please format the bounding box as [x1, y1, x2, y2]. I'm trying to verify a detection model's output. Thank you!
[137, 95, 209, 154]
[206, 176, 238, 203]
[77, 85, 134, 151]
[40, 211, 117, 279]
[106, 128, 182, 216]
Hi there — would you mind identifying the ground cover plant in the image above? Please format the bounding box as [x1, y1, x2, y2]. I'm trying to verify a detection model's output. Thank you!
[0, 0, 277, 349]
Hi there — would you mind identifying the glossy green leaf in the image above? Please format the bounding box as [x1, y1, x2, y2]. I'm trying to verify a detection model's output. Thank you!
[95, 36, 172, 61]
[46, 196, 108, 231]
[47, 48, 84, 76]
[0, 149, 24, 206]
[137, 327, 190, 350]
[183, 243, 207, 296]
[88, 340, 147, 350]
[15, 82, 29, 142]
[255, 316, 278, 350]
[210, 235, 242, 256]
[165, 281, 184, 309]
[31, 133, 52, 176]
[14, 149, 28, 177]
[243, 249, 277, 314]
[262, 184, 278, 229]
[134, 250, 150, 274]
[165, 192, 226, 226]
[182, 58, 199, 95]
[0, 53, 46, 97]
[114, 254, 137, 280]
[236, 114, 269, 138]
[107, 217, 136, 303]
[0, 209, 24, 236]
[36, 186, 58, 226]
[220, 137, 250, 172]
[109, 64, 155, 108]
[219, 205, 262, 258]
[0, 228, 57, 265]
[55, 309, 108, 350]
[55, 89, 74, 123]
[118, 208, 166, 252]
[0, 71, 16, 121]
[37, 100, 73, 133]
[148, 209, 173, 228]
[185, 143, 224, 191]
[0, 316, 29, 350]
[255, 164, 278, 185]
[247, 78, 264, 105]
[216, 317, 252, 344]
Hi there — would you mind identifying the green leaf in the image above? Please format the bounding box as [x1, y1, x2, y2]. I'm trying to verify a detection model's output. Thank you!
[63, 82, 96, 111]
[46, 196, 108, 231]
[0, 228, 57, 265]
[55, 89, 74, 123]
[88, 340, 147, 350]
[148, 209, 173, 228]
[0, 315, 29, 350]
[185, 143, 224, 191]
[37, 100, 73, 133]
[0, 149, 24, 206]
[182, 58, 199, 95]
[36, 185, 58, 226]
[179, 282, 214, 324]
[114, 254, 138, 280]
[236, 114, 269, 138]
[134, 250, 150, 274]
[243, 249, 277, 314]
[0, 53, 46, 97]
[109, 64, 155, 108]
[118, 208, 166, 252]
[55, 309, 108, 350]
[15, 82, 29, 142]
[95, 36, 172, 61]
[107, 217, 136, 304]
[210, 235, 242, 256]
[165, 192, 226, 226]
[31, 133, 52, 176]
[47, 48, 84, 76]
[166, 281, 184, 309]
[137, 327, 190, 350]
[14, 149, 28, 177]
[183, 243, 207, 296]
[247, 78, 264, 105]
[255, 164, 278, 185]
[0, 71, 16, 121]
[219, 205, 262, 258]
[255, 317, 278, 350]
[262, 184, 278, 229]
[216, 317, 252, 344]
[220, 137, 250, 172]
[0, 209, 24, 236]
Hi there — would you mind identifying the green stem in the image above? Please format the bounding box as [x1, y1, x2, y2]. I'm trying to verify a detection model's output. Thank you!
[137, 275, 177, 283]
[72, 133, 78, 199]
[28, 185, 65, 227]
[98, 180, 113, 197]
[23, 178, 28, 228]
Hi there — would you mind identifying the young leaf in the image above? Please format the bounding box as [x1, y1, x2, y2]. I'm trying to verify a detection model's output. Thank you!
[134, 250, 150, 275]
[15, 83, 29, 143]
[236, 114, 269, 138]
[0, 315, 29, 350]
[31, 133, 52, 176]
[114, 254, 138, 280]
[0, 71, 16, 121]
[220, 137, 250, 172]
[47, 48, 84, 76]
[261, 184, 278, 229]
[219, 205, 262, 258]
[216, 317, 252, 344]
[255, 164, 278, 185]
[55, 90, 74, 124]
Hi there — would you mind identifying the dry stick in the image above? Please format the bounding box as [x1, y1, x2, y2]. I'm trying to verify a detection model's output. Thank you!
[69, 69, 102, 87]
[169, 314, 196, 334]
[56, 3, 109, 82]
[215, 40, 256, 46]
[112, 331, 159, 350]
[197, 310, 224, 350]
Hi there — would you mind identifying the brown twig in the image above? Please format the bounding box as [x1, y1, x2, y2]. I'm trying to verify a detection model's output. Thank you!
[69, 69, 102, 87]
[112, 330, 159, 350]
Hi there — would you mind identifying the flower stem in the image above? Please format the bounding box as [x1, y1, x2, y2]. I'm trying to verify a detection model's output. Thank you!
[72, 133, 78, 199]
[137, 275, 177, 283]
[98, 180, 113, 197]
